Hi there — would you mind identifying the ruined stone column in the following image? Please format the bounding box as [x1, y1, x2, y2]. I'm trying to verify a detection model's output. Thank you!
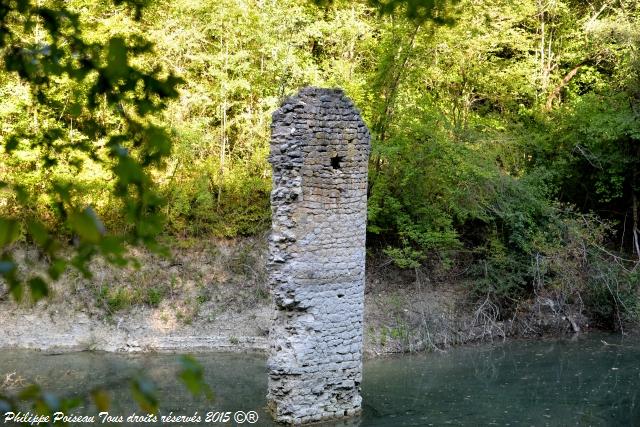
[266, 87, 370, 424]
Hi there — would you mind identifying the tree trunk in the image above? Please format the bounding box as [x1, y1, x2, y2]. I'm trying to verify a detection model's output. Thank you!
[370, 22, 421, 195]
[218, 39, 229, 206]
[545, 63, 583, 111]
[633, 153, 640, 260]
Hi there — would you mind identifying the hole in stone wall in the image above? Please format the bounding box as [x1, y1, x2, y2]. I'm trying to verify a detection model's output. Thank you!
[330, 155, 344, 169]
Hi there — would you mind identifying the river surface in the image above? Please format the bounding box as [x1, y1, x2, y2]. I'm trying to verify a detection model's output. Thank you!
[0, 333, 638, 426]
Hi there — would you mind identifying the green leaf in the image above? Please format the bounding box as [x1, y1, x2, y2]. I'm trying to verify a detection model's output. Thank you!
[52, 182, 72, 203]
[143, 126, 172, 163]
[130, 377, 158, 414]
[18, 384, 41, 400]
[178, 355, 214, 400]
[5, 136, 19, 152]
[9, 284, 22, 302]
[68, 207, 105, 243]
[48, 259, 67, 280]
[26, 220, 50, 247]
[69, 103, 82, 116]
[0, 219, 20, 247]
[99, 236, 125, 255]
[60, 396, 83, 412]
[105, 37, 128, 82]
[113, 157, 144, 191]
[28, 277, 49, 302]
[14, 185, 28, 204]
[91, 389, 111, 412]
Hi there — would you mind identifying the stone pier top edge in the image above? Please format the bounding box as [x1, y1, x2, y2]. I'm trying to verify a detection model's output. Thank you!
[270, 86, 367, 124]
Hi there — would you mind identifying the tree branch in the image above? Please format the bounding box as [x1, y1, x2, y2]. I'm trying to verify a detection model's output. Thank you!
[545, 63, 584, 111]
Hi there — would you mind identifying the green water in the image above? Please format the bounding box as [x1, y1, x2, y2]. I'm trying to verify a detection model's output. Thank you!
[0, 333, 638, 426]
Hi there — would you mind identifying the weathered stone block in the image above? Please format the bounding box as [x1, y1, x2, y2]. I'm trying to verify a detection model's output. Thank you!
[267, 87, 370, 425]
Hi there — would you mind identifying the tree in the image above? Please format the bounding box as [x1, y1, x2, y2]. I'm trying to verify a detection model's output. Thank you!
[0, 0, 182, 300]
[0, 0, 217, 416]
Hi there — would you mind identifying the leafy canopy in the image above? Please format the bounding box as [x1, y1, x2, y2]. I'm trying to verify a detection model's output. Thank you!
[0, 0, 182, 301]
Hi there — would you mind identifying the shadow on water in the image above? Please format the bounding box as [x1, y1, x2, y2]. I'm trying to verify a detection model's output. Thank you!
[1, 333, 639, 426]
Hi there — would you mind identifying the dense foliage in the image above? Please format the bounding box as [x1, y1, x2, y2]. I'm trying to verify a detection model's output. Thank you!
[1, 0, 639, 327]
[0, 0, 185, 302]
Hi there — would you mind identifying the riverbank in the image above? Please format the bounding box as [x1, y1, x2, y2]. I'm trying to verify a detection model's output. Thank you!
[0, 237, 619, 356]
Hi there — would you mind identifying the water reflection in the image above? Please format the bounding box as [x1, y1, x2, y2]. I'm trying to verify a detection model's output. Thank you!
[0, 333, 638, 426]
[363, 334, 640, 426]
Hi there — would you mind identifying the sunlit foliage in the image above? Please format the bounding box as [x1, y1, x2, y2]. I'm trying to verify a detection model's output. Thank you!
[1, 0, 639, 326]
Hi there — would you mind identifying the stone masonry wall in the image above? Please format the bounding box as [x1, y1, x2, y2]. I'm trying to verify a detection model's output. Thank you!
[267, 87, 370, 424]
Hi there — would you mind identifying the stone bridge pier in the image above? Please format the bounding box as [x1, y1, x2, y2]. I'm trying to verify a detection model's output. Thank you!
[266, 87, 370, 424]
